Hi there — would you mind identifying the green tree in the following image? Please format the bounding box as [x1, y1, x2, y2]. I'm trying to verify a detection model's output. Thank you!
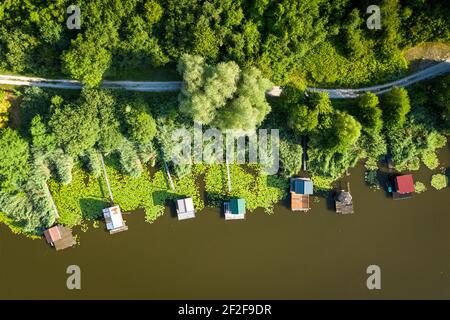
[308, 92, 333, 130]
[30, 115, 56, 152]
[0, 128, 30, 192]
[381, 87, 411, 130]
[62, 33, 112, 87]
[50, 103, 100, 156]
[343, 9, 368, 60]
[178, 54, 272, 131]
[126, 110, 157, 145]
[79, 89, 123, 154]
[331, 111, 362, 153]
[356, 92, 383, 134]
[215, 67, 272, 130]
[288, 104, 318, 135]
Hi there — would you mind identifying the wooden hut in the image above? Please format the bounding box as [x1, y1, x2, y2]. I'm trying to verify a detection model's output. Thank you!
[44, 225, 75, 251]
[391, 174, 415, 200]
[224, 198, 246, 220]
[103, 205, 128, 234]
[335, 191, 354, 214]
[290, 178, 313, 212]
[176, 197, 196, 220]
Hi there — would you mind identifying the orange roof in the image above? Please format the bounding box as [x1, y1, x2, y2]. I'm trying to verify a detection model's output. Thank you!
[291, 192, 310, 210]
[44, 226, 62, 243]
[111, 207, 121, 215]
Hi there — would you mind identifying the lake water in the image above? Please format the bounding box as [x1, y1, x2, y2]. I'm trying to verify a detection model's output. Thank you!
[1, 146, 450, 299]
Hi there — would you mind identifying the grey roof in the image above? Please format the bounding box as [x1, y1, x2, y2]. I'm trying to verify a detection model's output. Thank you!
[336, 191, 352, 205]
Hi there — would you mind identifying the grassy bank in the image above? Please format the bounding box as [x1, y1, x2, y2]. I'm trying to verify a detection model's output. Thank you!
[48, 156, 287, 229]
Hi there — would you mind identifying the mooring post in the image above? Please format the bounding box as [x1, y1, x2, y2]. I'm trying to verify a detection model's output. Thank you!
[302, 136, 307, 171]
[226, 157, 232, 193]
[163, 160, 176, 191]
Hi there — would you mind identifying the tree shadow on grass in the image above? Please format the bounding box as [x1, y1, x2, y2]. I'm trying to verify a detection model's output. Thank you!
[204, 192, 227, 218]
[152, 190, 178, 218]
[266, 174, 290, 209]
[79, 198, 109, 221]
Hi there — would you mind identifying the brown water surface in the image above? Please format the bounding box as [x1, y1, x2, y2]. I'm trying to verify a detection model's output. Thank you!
[1, 147, 450, 299]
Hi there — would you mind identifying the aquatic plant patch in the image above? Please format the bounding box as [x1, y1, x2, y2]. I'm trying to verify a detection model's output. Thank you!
[204, 164, 287, 214]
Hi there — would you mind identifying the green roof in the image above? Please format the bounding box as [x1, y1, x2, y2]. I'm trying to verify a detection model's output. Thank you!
[230, 198, 245, 215]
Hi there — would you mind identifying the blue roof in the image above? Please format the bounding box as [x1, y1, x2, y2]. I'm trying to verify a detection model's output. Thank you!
[294, 179, 313, 195]
[230, 198, 246, 214]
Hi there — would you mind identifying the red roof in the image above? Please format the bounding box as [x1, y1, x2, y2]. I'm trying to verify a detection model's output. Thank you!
[395, 175, 415, 194]
[44, 226, 62, 243]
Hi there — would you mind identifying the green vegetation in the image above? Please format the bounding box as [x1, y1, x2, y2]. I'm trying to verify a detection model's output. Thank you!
[0, 128, 30, 192]
[0, 211, 40, 239]
[414, 181, 427, 194]
[0, 1, 449, 238]
[431, 174, 448, 190]
[178, 54, 272, 131]
[204, 164, 287, 214]
[49, 160, 204, 226]
[280, 86, 364, 183]
[0, 90, 11, 128]
[365, 170, 379, 189]
[0, 59, 282, 235]
[0, 0, 448, 87]
[386, 79, 449, 172]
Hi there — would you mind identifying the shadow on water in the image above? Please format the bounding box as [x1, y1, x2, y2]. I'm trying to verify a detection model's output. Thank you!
[375, 170, 394, 198]
[204, 192, 226, 218]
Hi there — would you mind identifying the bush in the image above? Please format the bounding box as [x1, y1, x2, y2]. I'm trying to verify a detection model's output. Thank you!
[311, 175, 335, 190]
[422, 151, 439, 170]
[117, 140, 143, 178]
[0, 90, 11, 129]
[365, 170, 379, 188]
[51, 149, 74, 185]
[279, 136, 303, 177]
[414, 181, 427, 193]
[431, 174, 448, 190]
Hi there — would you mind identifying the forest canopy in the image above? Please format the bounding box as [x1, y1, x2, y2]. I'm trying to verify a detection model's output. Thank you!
[0, 0, 448, 87]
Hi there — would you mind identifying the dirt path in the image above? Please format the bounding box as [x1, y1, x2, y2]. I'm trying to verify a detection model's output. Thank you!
[1, 58, 449, 99]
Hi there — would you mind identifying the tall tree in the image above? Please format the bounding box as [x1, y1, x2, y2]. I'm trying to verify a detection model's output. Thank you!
[0, 128, 30, 192]
[50, 102, 100, 156]
[178, 54, 272, 131]
[356, 92, 383, 134]
[381, 87, 411, 130]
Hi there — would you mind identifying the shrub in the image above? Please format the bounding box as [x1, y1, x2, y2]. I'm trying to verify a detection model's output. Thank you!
[117, 140, 143, 178]
[365, 170, 379, 188]
[414, 181, 427, 193]
[51, 149, 74, 185]
[311, 175, 335, 190]
[422, 151, 439, 170]
[431, 174, 448, 190]
[0, 90, 11, 129]
[279, 136, 303, 177]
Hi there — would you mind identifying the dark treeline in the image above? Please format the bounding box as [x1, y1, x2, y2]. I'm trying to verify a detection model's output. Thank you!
[0, 0, 448, 86]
